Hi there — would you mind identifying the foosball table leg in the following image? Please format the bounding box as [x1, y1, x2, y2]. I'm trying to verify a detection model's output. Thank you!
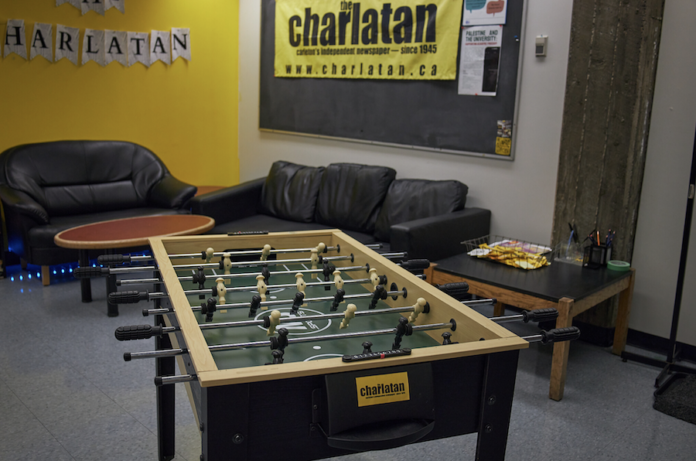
[78, 250, 92, 302]
[105, 249, 120, 317]
[475, 350, 519, 461]
[201, 384, 250, 461]
[155, 310, 176, 461]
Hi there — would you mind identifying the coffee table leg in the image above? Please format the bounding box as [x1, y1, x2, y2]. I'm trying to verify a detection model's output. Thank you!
[105, 249, 119, 317]
[78, 249, 92, 303]
[550, 298, 574, 400]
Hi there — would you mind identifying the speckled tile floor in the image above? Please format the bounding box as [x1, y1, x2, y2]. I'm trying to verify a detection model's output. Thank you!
[1, 264, 694, 461]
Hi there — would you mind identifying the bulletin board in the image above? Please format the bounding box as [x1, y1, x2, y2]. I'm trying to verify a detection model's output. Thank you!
[258, 0, 526, 159]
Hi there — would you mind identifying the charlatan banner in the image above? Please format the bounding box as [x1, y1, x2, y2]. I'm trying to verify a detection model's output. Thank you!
[4, 19, 28, 59]
[105, 0, 126, 14]
[127, 32, 150, 67]
[55, 25, 80, 65]
[30, 23, 53, 62]
[150, 30, 171, 65]
[105, 30, 127, 66]
[171, 28, 192, 62]
[274, 0, 462, 80]
[82, 29, 105, 66]
[82, 0, 106, 16]
[56, 0, 81, 9]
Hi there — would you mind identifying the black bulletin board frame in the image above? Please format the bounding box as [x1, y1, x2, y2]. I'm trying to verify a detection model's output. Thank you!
[259, 0, 527, 160]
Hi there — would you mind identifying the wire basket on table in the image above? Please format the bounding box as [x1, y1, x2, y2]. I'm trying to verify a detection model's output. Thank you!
[461, 235, 552, 270]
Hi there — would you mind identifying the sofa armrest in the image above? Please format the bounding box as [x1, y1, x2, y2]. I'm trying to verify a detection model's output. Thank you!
[0, 185, 49, 224]
[148, 175, 198, 209]
[187, 177, 265, 224]
[389, 208, 491, 261]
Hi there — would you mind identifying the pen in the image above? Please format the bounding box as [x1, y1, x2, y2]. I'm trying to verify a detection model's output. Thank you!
[596, 231, 600, 246]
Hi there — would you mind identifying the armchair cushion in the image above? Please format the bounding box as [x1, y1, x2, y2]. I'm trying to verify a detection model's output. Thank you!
[374, 179, 468, 242]
[259, 161, 325, 223]
[315, 163, 396, 233]
[149, 176, 197, 209]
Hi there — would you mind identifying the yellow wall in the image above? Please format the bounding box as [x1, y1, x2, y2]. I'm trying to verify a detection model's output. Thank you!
[0, 0, 239, 187]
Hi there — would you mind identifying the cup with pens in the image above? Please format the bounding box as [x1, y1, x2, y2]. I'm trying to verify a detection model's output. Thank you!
[554, 223, 585, 265]
[582, 228, 615, 269]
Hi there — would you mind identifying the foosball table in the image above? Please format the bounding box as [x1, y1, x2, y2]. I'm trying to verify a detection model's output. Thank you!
[81, 230, 579, 461]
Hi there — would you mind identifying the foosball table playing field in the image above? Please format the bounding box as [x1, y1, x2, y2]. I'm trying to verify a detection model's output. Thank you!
[80, 230, 580, 461]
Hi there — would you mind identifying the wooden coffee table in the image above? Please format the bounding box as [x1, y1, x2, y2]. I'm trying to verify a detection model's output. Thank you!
[428, 254, 635, 401]
[55, 214, 215, 316]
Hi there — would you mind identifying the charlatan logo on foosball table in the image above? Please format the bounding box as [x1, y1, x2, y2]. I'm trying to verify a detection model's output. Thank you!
[355, 372, 410, 407]
[275, 0, 462, 80]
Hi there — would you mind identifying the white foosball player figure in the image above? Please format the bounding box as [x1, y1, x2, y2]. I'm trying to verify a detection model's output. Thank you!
[215, 277, 227, 305]
[310, 249, 319, 278]
[340, 304, 357, 329]
[256, 274, 268, 302]
[315, 242, 326, 254]
[295, 273, 306, 295]
[267, 310, 281, 335]
[260, 244, 271, 261]
[222, 252, 232, 285]
[205, 247, 214, 264]
[369, 267, 380, 288]
[333, 270, 344, 290]
[408, 298, 427, 323]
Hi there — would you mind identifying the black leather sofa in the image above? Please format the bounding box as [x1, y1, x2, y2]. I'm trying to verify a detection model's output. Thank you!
[189, 161, 491, 262]
[0, 141, 197, 284]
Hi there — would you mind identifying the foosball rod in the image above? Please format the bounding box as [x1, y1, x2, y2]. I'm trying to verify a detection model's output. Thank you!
[124, 320, 457, 360]
[97, 243, 383, 265]
[118, 306, 556, 341]
[150, 326, 582, 385]
[115, 259, 430, 286]
[118, 304, 427, 340]
[111, 271, 409, 304]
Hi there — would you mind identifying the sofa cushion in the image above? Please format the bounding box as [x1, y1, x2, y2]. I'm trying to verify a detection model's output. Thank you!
[209, 214, 333, 235]
[374, 179, 468, 242]
[315, 163, 396, 233]
[0, 141, 168, 216]
[28, 208, 190, 248]
[259, 161, 325, 223]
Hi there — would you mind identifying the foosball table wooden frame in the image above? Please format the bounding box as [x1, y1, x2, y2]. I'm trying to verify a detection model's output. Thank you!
[141, 230, 530, 461]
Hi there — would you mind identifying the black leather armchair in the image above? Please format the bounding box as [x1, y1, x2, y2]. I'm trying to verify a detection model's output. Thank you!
[0, 141, 197, 283]
[189, 161, 491, 262]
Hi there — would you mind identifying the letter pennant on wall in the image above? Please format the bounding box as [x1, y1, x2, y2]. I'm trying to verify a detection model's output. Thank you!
[2, 21, 192, 67]
[30, 23, 53, 62]
[4, 19, 27, 59]
[55, 25, 80, 65]
[56, 0, 125, 15]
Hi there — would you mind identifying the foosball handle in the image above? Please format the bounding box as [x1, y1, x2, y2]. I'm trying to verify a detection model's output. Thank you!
[115, 325, 163, 341]
[435, 282, 470, 300]
[523, 308, 559, 323]
[541, 327, 581, 344]
[399, 259, 431, 271]
[74, 267, 110, 278]
[109, 291, 150, 304]
[97, 254, 131, 265]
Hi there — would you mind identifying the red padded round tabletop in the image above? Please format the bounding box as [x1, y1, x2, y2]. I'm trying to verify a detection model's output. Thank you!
[54, 215, 215, 249]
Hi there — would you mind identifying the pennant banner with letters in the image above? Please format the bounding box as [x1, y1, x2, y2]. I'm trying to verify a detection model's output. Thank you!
[57, 0, 124, 15]
[274, 0, 462, 80]
[2, 21, 191, 67]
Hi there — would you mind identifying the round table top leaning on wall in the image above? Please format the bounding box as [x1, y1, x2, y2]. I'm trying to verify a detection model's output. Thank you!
[54, 215, 215, 249]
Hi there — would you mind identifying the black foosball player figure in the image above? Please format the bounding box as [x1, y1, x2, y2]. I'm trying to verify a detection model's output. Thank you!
[330, 289, 345, 311]
[322, 261, 336, 290]
[269, 328, 289, 356]
[200, 298, 217, 322]
[192, 266, 207, 300]
[369, 285, 388, 309]
[290, 292, 305, 314]
[392, 317, 413, 350]
[261, 265, 271, 284]
[248, 295, 262, 318]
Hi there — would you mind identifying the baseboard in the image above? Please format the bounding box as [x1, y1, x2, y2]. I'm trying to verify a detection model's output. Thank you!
[627, 329, 696, 363]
